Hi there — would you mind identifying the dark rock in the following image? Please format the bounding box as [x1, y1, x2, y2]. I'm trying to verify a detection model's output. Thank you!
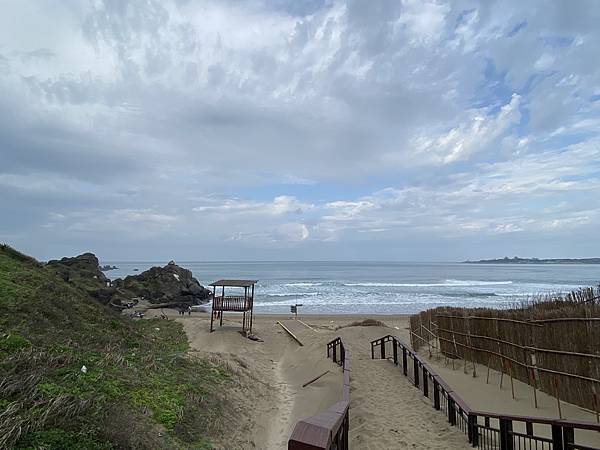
[100, 264, 118, 271]
[47, 253, 108, 287]
[112, 262, 211, 305]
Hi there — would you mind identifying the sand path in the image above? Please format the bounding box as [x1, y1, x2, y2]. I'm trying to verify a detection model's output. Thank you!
[146, 311, 598, 449]
[330, 326, 471, 450]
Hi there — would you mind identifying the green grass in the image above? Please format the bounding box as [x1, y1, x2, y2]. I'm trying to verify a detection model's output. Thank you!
[0, 245, 232, 449]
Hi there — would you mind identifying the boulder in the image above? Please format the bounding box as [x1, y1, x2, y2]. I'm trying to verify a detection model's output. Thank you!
[47, 253, 108, 287]
[112, 263, 211, 305]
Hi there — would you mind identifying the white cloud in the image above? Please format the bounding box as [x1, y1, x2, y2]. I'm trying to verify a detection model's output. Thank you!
[1, 1, 600, 259]
[409, 94, 521, 164]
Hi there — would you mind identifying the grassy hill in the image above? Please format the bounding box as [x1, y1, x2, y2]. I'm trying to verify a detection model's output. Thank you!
[0, 245, 231, 449]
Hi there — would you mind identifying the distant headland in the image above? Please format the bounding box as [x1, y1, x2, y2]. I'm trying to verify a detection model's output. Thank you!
[464, 256, 600, 264]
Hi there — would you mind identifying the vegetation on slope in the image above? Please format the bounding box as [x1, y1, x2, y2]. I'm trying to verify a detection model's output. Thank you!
[0, 244, 231, 449]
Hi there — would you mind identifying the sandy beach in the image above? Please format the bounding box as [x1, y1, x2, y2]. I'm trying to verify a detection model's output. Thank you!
[138, 310, 597, 449]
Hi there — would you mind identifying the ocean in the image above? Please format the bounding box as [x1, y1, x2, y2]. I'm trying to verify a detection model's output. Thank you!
[103, 261, 600, 315]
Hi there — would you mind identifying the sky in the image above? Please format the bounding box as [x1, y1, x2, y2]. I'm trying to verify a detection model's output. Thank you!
[1, 0, 600, 262]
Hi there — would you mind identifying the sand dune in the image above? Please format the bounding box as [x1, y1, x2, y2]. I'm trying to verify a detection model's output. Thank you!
[153, 310, 599, 449]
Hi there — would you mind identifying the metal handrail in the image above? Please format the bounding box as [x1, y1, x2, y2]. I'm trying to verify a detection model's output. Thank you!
[371, 334, 600, 450]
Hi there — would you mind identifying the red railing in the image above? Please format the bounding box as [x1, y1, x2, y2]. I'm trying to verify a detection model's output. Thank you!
[371, 334, 600, 450]
[288, 337, 350, 450]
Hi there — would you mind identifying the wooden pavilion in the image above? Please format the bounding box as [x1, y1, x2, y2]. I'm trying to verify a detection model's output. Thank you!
[209, 279, 257, 333]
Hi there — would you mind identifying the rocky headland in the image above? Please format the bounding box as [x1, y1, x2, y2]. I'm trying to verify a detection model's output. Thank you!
[46, 252, 211, 309]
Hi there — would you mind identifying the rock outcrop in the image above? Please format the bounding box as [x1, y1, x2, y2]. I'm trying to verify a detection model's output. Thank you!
[46, 252, 210, 308]
[47, 253, 109, 287]
[112, 261, 211, 305]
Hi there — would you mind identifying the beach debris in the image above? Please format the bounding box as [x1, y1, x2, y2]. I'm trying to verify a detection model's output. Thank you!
[297, 319, 318, 332]
[80, 365, 87, 374]
[337, 318, 387, 330]
[302, 370, 330, 388]
[247, 333, 263, 342]
[277, 321, 304, 346]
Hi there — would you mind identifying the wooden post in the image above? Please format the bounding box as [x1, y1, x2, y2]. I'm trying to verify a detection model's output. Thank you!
[402, 347, 408, 376]
[452, 333, 458, 370]
[220, 285, 224, 326]
[551, 424, 563, 450]
[554, 376, 563, 419]
[448, 397, 456, 425]
[499, 418, 513, 450]
[508, 360, 515, 399]
[422, 366, 428, 397]
[413, 357, 419, 388]
[433, 379, 440, 410]
[393, 338, 398, 365]
[468, 414, 478, 447]
[250, 283, 254, 333]
[486, 355, 492, 384]
[593, 391, 600, 423]
[210, 285, 216, 332]
[530, 368, 538, 409]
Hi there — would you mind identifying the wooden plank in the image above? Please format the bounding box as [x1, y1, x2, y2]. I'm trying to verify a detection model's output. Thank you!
[297, 319, 318, 332]
[277, 321, 304, 346]
[302, 370, 330, 388]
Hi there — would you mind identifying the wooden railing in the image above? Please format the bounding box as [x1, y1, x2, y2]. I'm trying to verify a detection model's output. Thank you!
[371, 335, 600, 450]
[288, 337, 350, 450]
[212, 295, 251, 311]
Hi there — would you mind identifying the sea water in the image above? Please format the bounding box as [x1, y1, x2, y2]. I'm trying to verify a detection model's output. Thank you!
[103, 261, 599, 315]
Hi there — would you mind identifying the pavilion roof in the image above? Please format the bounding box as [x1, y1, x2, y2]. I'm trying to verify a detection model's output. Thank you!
[209, 279, 258, 287]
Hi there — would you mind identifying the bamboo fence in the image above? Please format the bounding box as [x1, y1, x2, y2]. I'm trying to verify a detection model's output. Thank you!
[409, 285, 600, 413]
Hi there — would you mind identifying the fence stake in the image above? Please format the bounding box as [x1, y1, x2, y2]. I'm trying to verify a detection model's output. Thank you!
[381, 339, 386, 359]
[554, 376, 563, 419]
[402, 347, 408, 376]
[594, 392, 600, 423]
[452, 331, 458, 370]
[433, 379, 440, 410]
[486, 355, 491, 384]
[500, 357, 505, 389]
[508, 360, 515, 399]
[393, 338, 398, 365]
[423, 367, 428, 397]
[530, 368, 538, 408]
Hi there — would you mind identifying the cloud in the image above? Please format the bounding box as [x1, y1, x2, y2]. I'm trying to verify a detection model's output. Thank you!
[0, 0, 599, 260]
[409, 94, 521, 164]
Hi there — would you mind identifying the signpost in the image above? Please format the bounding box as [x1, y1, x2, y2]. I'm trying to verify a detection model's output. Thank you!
[290, 303, 303, 320]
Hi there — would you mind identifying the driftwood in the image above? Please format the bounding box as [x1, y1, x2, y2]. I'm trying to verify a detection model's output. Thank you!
[277, 321, 304, 346]
[302, 370, 330, 388]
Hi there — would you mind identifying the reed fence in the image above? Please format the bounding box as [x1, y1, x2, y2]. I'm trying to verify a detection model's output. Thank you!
[409, 286, 600, 414]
